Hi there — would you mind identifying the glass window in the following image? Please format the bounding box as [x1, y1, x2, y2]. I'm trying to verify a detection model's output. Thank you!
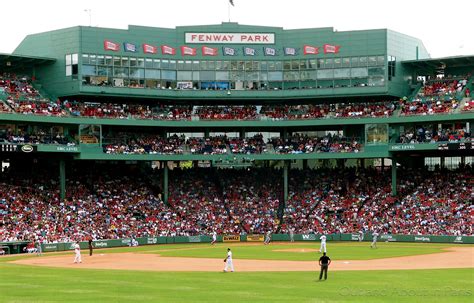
[145, 59, 153, 68]
[72, 54, 78, 65]
[222, 61, 230, 70]
[317, 59, 324, 68]
[260, 61, 267, 71]
[245, 61, 252, 71]
[291, 60, 299, 70]
[200, 61, 207, 70]
[66, 65, 72, 76]
[334, 68, 350, 78]
[161, 70, 176, 80]
[342, 58, 350, 68]
[368, 56, 377, 66]
[268, 71, 283, 81]
[268, 61, 275, 71]
[97, 66, 111, 76]
[113, 57, 121, 66]
[105, 56, 113, 66]
[113, 67, 128, 77]
[351, 67, 369, 78]
[145, 69, 160, 79]
[89, 55, 97, 65]
[283, 61, 291, 70]
[66, 54, 72, 65]
[200, 71, 215, 81]
[177, 60, 185, 70]
[275, 61, 282, 70]
[309, 59, 316, 69]
[238, 61, 245, 71]
[192, 71, 200, 81]
[97, 55, 105, 65]
[121, 57, 129, 67]
[208, 61, 215, 70]
[253, 61, 259, 70]
[193, 61, 200, 70]
[325, 59, 333, 69]
[177, 71, 193, 80]
[129, 58, 137, 67]
[130, 68, 144, 78]
[366, 124, 388, 144]
[300, 61, 307, 70]
[215, 61, 222, 70]
[169, 60, 176, 70]
[216, 71, 230, 81]
[153, 59, 161, 69]
[359, 57, 367, 66]
[246, 71, 259, 81]
[137, 58, 144, 67]
[317, 69, 334, 79]
[82, 65, 97, 76]
[185, 61, 192, 70]
[81, 54, 89, 64]
[368, 67, 385, 76]
[351, 57, 359, 67]
[231, 61, 238, 70]
[333, 58, 342, 68]
[161, 60, 169, 69]
[230, 71, 244, 81]
[377, 56, 385, 66]
[283, 71, 299, 81]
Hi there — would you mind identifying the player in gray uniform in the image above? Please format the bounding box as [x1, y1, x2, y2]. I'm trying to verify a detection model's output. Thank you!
[289, 227, 294, 243]
[358, 230, 364, 242]
[264, 230, 272, 245]
[371, 231, 379, 249]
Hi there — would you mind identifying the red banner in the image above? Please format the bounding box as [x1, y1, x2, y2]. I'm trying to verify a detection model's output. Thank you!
[303, 45, 319, 55]
[143, 44, 158, 54]
[103, 40, 120, 51]
[181, 46, 197, 56]
[323, 44, 341, 54]
[161, 45, 176, 55]
[202, 46, 218, 56]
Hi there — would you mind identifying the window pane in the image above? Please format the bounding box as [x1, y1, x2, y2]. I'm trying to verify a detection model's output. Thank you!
[153, 59, 161, 69]
[97, 55, 105, 65]
[72, 54, 78, 64]
[145, 59, 153, 68]
[161, 70, 176, 80]
[216, 71, 230, 81]
[268, 71, 283, 81]
[81, 54, 89, 64]
[82, 65, 97, 76]
[177, 71, 193, 80]
[66, 55, 72, 65]
[105, 56, 113, 66]
[145, 69, 160, 79]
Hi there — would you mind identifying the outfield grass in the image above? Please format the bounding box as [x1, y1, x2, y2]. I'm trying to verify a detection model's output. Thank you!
[0, 242, 472, 303]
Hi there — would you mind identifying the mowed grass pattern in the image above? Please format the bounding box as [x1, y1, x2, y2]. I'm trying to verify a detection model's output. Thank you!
[0, 242, 472, 303]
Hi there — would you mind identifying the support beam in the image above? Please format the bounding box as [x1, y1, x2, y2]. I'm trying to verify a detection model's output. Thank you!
[283, 160, 289, 204]
[59, 159, 66, 200]
[391, 158, 397, 196]
[163, 162, 169, 204]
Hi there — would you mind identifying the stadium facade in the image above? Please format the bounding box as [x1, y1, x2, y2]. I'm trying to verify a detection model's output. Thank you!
[0, 22, 472, 204]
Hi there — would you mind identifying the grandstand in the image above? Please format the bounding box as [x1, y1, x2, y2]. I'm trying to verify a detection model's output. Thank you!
[0, 23, 472, 246]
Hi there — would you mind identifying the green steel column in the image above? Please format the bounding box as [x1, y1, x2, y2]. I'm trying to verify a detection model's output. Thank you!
[391, 158, 397, 196]
[59, 159, 66, 200]
[163, 162, 169, 204]
[283, 161, 289, 204]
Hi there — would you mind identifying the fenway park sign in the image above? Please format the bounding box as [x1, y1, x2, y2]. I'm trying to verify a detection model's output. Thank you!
[185, 33, 275, 44]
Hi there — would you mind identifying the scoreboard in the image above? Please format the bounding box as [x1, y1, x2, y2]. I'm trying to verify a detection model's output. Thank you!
[437, 142, 473, 150]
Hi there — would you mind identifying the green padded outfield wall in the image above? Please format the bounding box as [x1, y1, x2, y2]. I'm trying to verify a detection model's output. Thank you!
[11, 23, 429, 100]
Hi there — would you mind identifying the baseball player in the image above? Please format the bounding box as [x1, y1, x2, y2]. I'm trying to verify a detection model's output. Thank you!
[36, 238, 42, 256]
[289, 227, 294, 243]
[264, 230, 272, 245]
[223, 248, 234, 272]
[371, 231, 379, 249]
[358, 230, 364, 242]
[319, 234, 327, 253]
[73, 241, 82, 264]
[211, 231, 217, 245]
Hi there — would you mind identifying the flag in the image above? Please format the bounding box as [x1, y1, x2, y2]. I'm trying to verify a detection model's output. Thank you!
[229, 0, 234, 6]
[263, 47, 277, 56]
[283, 47, 298, 56]
[143, 44, 157, 54]
[181, 46, 197, 56]
[243, 47, 257, 56]
[303, 45, 319, 55]
[123, 42, 137, 53]
[323, 44, 341, 54]
[223, 47, 237, 56]
[161, 45, 176, 55]
[202, 46, 218, 56]
[103, 40, 119, 51]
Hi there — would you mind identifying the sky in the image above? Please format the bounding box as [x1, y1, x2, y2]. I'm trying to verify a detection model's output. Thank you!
[2, 0, 473, 58]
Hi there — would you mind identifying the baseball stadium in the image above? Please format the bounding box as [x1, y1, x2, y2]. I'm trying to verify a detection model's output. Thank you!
[0, 22, 473, 303]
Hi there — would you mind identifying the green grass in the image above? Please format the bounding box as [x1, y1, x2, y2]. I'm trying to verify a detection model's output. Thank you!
[0, 242, 472, 302]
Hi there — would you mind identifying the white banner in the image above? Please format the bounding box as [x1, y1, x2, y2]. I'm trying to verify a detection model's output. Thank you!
[186, 33, 274, 44]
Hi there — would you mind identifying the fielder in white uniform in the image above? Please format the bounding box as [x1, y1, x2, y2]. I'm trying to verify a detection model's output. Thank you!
[73, 242, 82, 263]
[319, 235, 327, 253]
[211, 231, 217, 245]
[264, 230, 271, 245]
[358, 230, 364, 242]
[371, 232, 379, 249]
[223, 248, 234, 272]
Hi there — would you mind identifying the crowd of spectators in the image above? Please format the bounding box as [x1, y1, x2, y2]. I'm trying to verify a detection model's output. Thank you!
[396, 126, 471, 144]
[0, 164, 472, 244]
[187, 136, 228, 155]
[0, 101, 12, 113]
[103, 134, 185, 154]
[195, 106, 258, 120]
[271, 134, 362, 154]
[228, 134, 267, 154]
[0, 130, 75, 145]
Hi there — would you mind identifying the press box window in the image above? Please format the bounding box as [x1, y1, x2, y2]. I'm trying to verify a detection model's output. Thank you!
[65, 54, 78, 76]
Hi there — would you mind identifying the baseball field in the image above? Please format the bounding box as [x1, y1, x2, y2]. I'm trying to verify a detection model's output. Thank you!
[0, 242, 472, 302]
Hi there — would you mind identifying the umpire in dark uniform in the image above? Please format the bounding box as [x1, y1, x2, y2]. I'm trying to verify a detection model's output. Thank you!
[318, 252, 331, 280]
[88, 236, 93, 256]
